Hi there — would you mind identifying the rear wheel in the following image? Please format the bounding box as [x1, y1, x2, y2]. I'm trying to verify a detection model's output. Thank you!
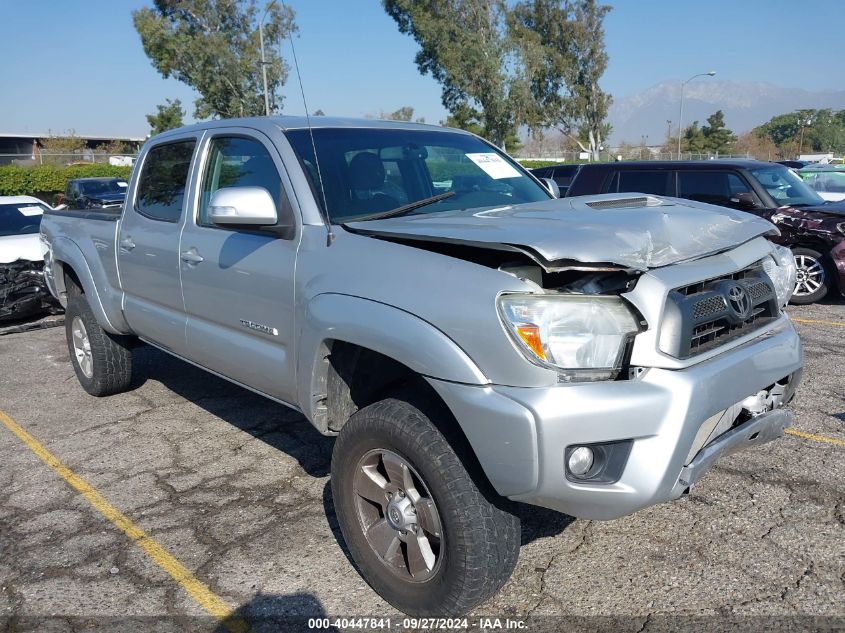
[65, 295, 133, 396]
[331, 393, 521, 615]
[790, 247, 831, 305]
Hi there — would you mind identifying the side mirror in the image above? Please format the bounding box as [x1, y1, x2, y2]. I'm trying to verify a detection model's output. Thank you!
[542, 178, 560, 198]
[208, 187, 278, 226]
[731, 192, 759, 210]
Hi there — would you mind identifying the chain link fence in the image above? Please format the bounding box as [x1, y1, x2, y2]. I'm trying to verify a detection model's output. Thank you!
[0, 152, 138, 167]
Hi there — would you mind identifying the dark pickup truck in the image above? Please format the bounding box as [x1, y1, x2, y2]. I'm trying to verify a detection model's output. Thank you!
[61, 177, 128, 210]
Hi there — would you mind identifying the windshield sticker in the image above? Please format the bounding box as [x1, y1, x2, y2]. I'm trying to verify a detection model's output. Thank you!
[465, 153, 521, 179]
[18, 206, 44, 216]
[117, 182, 128, 188]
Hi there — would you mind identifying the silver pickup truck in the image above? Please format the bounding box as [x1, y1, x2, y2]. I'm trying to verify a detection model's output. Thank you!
[41, 117, 803, 615]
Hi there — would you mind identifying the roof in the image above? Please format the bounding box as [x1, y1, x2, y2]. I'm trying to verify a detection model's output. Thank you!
[0, 195, 47, 205]
[152, 115, 463, 142]
[578, 159, 776, 170]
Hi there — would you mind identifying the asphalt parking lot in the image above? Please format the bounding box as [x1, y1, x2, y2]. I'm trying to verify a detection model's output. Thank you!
[1, 300, 843, 632]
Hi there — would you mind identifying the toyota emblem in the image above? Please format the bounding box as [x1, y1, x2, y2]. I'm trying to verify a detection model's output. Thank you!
[727, 284, 751, 320]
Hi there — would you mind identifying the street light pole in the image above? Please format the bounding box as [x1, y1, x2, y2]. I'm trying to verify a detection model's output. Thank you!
[259, 0, 278, 116]
[678, 71, 716, 158]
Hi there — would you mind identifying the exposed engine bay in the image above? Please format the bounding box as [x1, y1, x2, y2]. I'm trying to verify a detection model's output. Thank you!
[0, 260, 60, 322]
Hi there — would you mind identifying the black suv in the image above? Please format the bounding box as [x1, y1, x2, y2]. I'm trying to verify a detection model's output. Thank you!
[566, 160, 845, 304]
[529, 163, 580, 196]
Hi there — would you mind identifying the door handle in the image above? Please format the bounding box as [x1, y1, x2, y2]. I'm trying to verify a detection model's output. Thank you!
[180, 249, 204, 264]
[119, 237, 135, 251]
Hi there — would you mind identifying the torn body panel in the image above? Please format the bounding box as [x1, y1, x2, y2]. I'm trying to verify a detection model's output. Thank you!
[0, 260, 60, 322]
[345, 194, 777, 272]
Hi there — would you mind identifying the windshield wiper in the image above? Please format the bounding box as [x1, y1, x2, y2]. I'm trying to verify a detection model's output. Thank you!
[345, 191, 455, 223]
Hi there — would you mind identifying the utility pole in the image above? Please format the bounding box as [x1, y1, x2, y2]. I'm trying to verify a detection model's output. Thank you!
[678, 71, 716, 158]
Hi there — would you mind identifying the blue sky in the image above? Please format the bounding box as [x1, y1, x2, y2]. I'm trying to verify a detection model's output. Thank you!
[2, 0, 843, 137]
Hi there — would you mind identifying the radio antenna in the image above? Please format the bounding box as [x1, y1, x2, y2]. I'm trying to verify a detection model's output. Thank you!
[281, 11, 334, 246]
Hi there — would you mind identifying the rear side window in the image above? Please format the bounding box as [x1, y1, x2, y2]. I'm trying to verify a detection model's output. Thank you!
[135, 140, 196, 222]
[678, 171, 751, 207]
[199, 136, 284, 226]
[611, 170, 672, 196]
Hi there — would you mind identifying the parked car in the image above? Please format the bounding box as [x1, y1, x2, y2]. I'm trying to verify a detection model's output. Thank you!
[529, 163, 580, 196]
[0, 195, 59, 321]
[62, 177, 128, 210]
[40, 118, 803, 615]
[796, 164, 845, 202]
[566, 159, 845, 304]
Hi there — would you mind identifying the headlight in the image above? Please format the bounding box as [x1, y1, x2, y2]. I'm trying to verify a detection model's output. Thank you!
[762, 244, 797, 307]
[837, 222, 845, 236]
[498, 294, 641, 381]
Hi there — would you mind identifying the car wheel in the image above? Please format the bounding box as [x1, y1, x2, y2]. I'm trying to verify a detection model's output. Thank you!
[790, 247, 830, 305]
[331, 392, 521, 615]
[65, 295, 133, 396]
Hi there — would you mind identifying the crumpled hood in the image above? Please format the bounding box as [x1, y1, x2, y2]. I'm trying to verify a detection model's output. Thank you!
[0, 233, 43, 264]
[345, 194, 777, 271]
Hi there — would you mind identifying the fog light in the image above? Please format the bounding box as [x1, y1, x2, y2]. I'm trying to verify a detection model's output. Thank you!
[568, 446, 594, 477]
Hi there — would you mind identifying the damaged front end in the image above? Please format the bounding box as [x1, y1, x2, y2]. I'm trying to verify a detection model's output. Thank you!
[0, 260, 60, 322]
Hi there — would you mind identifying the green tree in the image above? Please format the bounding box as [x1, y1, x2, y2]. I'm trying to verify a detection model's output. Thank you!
[681, 121, 707, 154]
[146, 99, 185, 136]
[378, 106, 425, 123]
[133, 0, 296, 119]
[511, 0, 612, 161]
[701, 110, 736, 154]
[754, 109, 845, 156]
[383, 0, 531, 150]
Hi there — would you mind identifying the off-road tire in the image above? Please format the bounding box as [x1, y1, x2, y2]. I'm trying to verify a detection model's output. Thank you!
[331, 392, 521, 615]
[64, 295, 133, 396]
[790, 247, 832, 305]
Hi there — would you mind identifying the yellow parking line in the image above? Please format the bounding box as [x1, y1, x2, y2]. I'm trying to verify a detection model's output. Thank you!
[791, 317, 845, 327]
[0, 410, 248, 633]
[785, 427, 845, 448]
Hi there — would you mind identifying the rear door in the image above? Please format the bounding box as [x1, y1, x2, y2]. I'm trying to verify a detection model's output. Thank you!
[117, 136, 200, 355]
[179, 128, 300, 403]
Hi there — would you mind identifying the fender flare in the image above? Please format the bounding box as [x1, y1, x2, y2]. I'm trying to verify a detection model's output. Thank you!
[297, 293, 488, 421]
[50, 237, 129, 334]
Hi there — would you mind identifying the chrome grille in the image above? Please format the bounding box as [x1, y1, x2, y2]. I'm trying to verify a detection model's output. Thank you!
[660, 263, 779, 359]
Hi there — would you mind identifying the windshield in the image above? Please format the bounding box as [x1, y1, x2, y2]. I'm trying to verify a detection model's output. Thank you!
[79, 179, 128, 196]
[750, 165, 825, 207]
[0, 202, 48, 237]
[285, 128, 550, 223]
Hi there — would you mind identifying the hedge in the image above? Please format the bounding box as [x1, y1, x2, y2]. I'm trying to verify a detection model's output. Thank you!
[516, 159, 585, 169]
[0, 164, 133, 201]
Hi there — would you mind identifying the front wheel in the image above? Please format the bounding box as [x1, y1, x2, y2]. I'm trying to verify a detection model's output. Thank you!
[790, 247, 831, 305]
[331, 393, 521, 615]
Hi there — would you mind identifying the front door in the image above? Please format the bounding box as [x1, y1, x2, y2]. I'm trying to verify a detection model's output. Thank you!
[179, 129, 300, 403]
[117, 137, 200, 355]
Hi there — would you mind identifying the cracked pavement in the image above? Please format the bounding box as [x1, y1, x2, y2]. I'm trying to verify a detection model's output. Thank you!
[0, 300, 843, 632]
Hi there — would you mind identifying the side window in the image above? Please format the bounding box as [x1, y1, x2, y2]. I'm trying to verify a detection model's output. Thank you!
[677, 171, 747, 206]
[135, 140, 196, 222]
[199, 136, 283, 226]
[612, 170, 671, 196]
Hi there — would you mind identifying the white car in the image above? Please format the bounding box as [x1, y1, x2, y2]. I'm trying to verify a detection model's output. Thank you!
[0, 195, 58, 321]
[797, 167, 845, 202]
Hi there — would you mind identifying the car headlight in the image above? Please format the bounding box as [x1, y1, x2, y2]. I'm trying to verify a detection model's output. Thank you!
[837, 222, 845, 236]
[498, 294, 641, 381]
[762, 244, 797, 307]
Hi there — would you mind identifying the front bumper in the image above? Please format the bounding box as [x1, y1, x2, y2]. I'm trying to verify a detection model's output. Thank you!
[427, 318, 803, 520]
[831, 240, 845, 296]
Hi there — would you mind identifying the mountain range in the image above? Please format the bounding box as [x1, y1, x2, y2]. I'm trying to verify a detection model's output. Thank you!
[608, 80, 845, 145]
